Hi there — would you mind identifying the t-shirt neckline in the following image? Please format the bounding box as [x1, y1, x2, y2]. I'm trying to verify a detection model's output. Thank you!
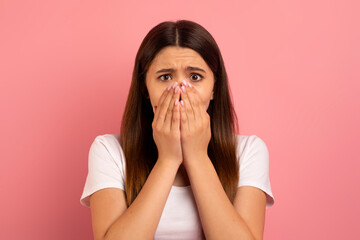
[171, 185, 191, 191]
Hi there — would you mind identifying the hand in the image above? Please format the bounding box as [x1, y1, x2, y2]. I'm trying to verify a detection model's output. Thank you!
[152, 82, 183, 166]
[179, 81, 211, 165]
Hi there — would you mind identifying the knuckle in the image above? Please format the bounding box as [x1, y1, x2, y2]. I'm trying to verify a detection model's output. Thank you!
[155, 124, 162, 132]
[158, 113, 165, 120]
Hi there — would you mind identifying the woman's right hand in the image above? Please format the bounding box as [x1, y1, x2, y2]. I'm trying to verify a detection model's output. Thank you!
[152, 82, 182, 166]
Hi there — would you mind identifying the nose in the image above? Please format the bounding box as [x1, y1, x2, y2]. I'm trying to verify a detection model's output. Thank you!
[176, 79, 186, 87]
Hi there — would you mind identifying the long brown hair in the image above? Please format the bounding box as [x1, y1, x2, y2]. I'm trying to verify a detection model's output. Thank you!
[120, 20, 239, 207]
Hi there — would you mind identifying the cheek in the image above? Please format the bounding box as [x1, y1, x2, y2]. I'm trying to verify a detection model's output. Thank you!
[148, 89, 163, 107]
[197, 90, 213, 109]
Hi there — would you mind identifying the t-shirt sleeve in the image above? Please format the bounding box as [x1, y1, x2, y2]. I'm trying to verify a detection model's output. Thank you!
[238, 135, 275, 209]
[80, 135, 125, 208]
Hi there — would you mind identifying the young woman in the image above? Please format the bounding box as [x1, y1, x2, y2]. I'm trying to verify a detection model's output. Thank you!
[80, 20, 274, 240]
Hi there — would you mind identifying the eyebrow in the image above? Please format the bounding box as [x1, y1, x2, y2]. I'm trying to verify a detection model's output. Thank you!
[155, 66, 206, 74]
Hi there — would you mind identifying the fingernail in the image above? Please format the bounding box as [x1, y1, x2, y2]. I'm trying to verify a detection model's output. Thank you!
[182, 81, 188, 87]
[180, 100, 184, 106]
[175, 99, 179, 106]
[181, 86, 186, 93]
[175, 86, 179, 93]
[188, 82, 192, 88]
[172, 82, 178, 89]
[167, 84, 172, 91]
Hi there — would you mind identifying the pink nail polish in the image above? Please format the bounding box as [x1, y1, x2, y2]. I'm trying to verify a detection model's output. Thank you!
[175, 99, 179, 106]
[180, 100, 184, 106]
[183, 81, 188, 87]
[167, 84, 172, 91]
[181, 86, 186, 93]
[188, 82, 192, 88]
[175, 86, 179, 93]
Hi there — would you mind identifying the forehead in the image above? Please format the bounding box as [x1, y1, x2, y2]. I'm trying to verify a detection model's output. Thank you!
[150, 46, 208, 68]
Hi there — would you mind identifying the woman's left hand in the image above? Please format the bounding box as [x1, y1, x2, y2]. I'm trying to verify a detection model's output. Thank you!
[179, 81, 211, 165]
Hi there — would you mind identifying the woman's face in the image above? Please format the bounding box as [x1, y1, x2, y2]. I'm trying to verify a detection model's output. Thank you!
[145, 46, 215, 113]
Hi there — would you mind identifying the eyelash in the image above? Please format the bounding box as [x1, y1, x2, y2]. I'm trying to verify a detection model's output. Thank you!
[158, 73, 203, 82]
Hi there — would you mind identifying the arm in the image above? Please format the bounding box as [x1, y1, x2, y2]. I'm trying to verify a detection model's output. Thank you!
[179, 81, 266, 239]
[90, 159, 180, 240]
[184, 156, 266, 240]
[90, 83, 182, 240]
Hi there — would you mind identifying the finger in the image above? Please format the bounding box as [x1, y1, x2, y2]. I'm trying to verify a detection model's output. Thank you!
[192, 87, 210, 127]
[180, 98, 189, 132]
[184, 81, 202, 121]
[156, 83, 176, 125]
[180, 83, 195, 126]
[163, 83, 180, 130]
[153, 84, 172, 124]
[171, 91, 181, 133]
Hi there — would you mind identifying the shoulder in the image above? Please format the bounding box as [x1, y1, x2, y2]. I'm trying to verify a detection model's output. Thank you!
[235, 134, 274, 208]
[90, 133, 125, 167]
[92, 133, 122, 153]
[93, 133, 121, 147]
[80, 133, 125, 207]
[235, 134, 269, 162]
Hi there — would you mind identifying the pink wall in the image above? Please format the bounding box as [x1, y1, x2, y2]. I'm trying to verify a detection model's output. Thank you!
[1, 0, 359, 239]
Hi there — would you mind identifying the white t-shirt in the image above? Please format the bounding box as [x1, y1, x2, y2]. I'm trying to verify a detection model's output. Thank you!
[80, 134, 275, 239]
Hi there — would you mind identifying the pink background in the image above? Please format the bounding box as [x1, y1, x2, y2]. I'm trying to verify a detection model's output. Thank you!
[1, 0, 359, 239]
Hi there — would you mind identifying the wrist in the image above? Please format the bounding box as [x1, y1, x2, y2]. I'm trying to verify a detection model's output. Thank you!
[157, 157, 182, 169]
[183, 153, 210, 168]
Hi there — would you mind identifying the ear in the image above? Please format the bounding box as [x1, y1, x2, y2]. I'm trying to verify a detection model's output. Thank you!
[210, 91, 214, 100]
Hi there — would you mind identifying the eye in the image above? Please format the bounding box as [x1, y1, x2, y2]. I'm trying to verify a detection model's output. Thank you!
[190, 73, 203, 82]
[158, 74, 172, 81]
